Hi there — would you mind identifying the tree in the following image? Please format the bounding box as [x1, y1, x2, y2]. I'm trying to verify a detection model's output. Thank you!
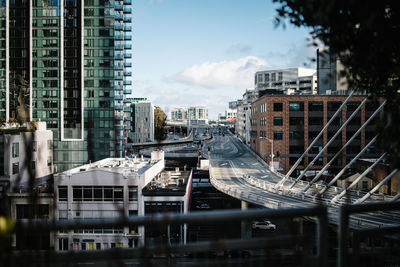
[274, 0, 400, 168]
[154, 106, 167, 142]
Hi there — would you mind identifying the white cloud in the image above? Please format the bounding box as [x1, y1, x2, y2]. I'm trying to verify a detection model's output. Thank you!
[169, 56, 268, 89]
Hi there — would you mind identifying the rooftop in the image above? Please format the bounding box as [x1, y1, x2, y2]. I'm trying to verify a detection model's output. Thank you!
[142, 168, 191, 196]
[59, 156, 160, 176]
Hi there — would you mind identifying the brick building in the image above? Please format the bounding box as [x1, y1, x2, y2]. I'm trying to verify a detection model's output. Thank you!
[250, 95, 381, 177]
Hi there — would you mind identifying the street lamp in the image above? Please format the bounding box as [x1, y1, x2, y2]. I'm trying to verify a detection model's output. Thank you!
[259, 136, 274, 171]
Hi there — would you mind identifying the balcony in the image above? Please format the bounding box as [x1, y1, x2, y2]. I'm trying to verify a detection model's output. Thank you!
[124, 80, 132, 85]
[124, 43, 132, 49]
[124, 71, 132, 76]
[124, 89, 132, 94]
[115, 95, 123, 100]
[124, 62, 132, 67]
[124, 25, 132, 31]
[124, 52, 132, 58]
[115, 3, 123, 10]
[115, 104, 123, 110]
[123, 0, 132, 4]
[124, 34, 132, 40]
[115, 35, 123, 40]
[114, 44, 123, 50]
[123, 16, 132, 22]
[115, 54, 123, 60]
[123, 7, 132, 13]
[114, 13, 123, 20]
[114, 84, 123, 90]
[114, 64, 123, 70]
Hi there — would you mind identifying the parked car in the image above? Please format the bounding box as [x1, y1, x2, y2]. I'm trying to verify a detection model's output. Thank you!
[251, 220, 276, 230]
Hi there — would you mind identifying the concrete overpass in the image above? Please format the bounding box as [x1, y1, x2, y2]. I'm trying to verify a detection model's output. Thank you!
[204, 130, 400, 229]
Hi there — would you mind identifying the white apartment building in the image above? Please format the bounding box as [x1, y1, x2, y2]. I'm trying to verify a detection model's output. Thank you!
[225, 108, 237, 120]
[131, 99, 154, 143]
[254, 67, 317, 95]
[170, 108, 187, 121]
[0, 121, 53, 191]
[187, 106, 208, 120]
[236, 89, 259, 144]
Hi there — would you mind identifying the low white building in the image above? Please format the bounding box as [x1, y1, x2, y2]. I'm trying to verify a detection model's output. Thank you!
[54, 150, 192, 251]
[0, 121, 53, 191]
[254, 67, 317, 95]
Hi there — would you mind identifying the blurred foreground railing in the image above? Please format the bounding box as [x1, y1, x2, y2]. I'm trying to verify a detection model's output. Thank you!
[2, 202, 400, 266]
[2, 206, 328, 267]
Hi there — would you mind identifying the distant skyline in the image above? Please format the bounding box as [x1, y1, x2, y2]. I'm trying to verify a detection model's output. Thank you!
[133, 0, 318, 119]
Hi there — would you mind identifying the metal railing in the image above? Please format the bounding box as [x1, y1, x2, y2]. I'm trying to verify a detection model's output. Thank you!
[1, 201, 399, 266]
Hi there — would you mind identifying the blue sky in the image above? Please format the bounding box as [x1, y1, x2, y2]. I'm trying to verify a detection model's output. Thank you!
[133, 0, 317, 119]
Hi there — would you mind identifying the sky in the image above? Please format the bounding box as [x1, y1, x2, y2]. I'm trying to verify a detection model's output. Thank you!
[133, 0, 317, 119]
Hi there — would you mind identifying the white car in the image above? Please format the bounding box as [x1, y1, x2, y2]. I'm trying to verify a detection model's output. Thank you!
[252, 220, 276, 230]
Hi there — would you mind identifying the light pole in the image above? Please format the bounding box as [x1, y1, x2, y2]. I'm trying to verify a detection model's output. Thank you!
[259, 137, 274, 171]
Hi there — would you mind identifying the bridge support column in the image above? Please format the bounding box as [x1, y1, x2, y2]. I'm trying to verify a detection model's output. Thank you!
[241, 201, 251, 239]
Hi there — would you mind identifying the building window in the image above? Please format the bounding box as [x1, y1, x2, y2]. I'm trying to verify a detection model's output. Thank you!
[257, 74, 262, 83]
[273, 103, 283, 112]
[129, 186, 138, 201]
[362, 181, 369, 190]
[289, 131, 304, 140]
[260, 117, 266, 126]
[273, 117, 283, 126]
[32, 161, 36, 170]
[47, 156, 52, 166]
[73, 186, 124, 202]
[274, 131, 283, 140]
[47, 140, 53, 150]
[271, 73, 276, 81]
[278, 72, 283, 81]
[264, 73, 270, 82]
[309, 102, 323, 111]
[32, 141, 37, 152]
[289, 102, 304, 111]
[12, 162, 19, 174]
[58, 186, 68, 201]
[328, 102, 341, 112]
[12, 143, 19, 158]
[59, 238, 69, 251]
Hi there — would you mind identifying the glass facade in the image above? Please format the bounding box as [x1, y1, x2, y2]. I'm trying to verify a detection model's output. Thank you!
[1, 0, 133, 171]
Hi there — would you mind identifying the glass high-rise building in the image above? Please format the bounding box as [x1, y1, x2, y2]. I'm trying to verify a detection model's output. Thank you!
[0, 0, 132, 172]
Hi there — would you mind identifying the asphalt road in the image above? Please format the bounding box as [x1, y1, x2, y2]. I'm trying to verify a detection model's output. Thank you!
[204, 128, 400, 229]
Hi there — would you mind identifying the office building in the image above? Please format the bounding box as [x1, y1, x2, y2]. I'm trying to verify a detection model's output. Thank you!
[250, 95, 380, 176]
[170, 108, 187, 121]
[0, 121, 53, 191]
[0, 0, 132, 172]
[254, 68, 317, 95]
[187, 106, 208, 120]
[236, 89, 258, 144]
[130, 98, 154, 143]
[317, 48, 348, 95]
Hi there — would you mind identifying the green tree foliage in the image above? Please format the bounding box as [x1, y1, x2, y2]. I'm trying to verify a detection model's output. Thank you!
[154, 106, 167, 142]
[274, 0, 400, 168]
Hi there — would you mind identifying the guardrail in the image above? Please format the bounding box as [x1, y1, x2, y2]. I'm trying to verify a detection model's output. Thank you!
[5, 206, 328, 267]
